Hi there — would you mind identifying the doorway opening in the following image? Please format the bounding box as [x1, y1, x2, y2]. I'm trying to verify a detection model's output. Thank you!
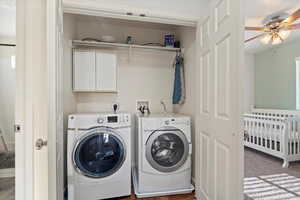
[244, 3, 300, 200]
[0, 43, 16, 199]
[0, 0, 16, 199]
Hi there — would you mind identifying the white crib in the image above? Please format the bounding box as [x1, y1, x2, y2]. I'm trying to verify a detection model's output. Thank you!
[244, 108, 300, 168]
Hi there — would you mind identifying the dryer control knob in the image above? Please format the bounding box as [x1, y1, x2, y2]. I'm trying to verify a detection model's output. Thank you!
[164, 120, 170, 125]
[97, 117, 104, 124]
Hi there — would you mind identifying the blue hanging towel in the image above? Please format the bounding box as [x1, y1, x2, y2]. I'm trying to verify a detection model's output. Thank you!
[172, 55, 185, 105]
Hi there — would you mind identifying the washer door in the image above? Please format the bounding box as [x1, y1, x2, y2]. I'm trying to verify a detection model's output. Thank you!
[73, 128, 126, 178]
[146, 129, 189, 173]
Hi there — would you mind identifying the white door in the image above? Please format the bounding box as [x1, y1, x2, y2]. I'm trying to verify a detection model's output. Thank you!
[16, 0, 49, 199]
[195, 0, 243, 199]
[16, 0, 62, 200]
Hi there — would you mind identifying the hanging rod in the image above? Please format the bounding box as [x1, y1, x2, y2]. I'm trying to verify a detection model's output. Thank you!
[0, 43, 16, 47]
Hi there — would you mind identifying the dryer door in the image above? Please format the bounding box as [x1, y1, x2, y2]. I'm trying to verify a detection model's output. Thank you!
[145, 128, 189, 173]
[73, 128, 126, 178]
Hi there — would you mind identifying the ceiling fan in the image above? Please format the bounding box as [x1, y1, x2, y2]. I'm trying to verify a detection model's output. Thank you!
[245, 9, 300, 45]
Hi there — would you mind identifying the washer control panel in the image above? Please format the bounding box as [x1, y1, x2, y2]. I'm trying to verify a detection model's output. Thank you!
[96, 113, 131, 126]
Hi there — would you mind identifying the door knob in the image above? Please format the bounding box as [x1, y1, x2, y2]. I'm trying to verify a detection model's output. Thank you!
[35, 138, 48, 150]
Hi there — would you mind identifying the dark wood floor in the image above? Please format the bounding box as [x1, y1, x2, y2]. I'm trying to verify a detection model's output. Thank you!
[116, 192, 195, 200]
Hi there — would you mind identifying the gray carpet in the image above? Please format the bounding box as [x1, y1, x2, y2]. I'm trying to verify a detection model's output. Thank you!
[0, 152, 15, 200]
[0, 178, 14, 200]
[244, 147, 300, 200]
[0, 152, 14, 169]
[245, 147, 300, 178]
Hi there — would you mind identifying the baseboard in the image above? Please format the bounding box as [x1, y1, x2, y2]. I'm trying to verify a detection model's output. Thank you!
[0, 168, 15, 178]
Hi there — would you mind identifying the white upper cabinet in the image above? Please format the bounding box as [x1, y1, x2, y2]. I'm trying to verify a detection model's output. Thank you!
[95, 52, 117, 92]
[63, 0, 200, 27]
[73, 49, 117, 92]
[73, 49, 96, 91]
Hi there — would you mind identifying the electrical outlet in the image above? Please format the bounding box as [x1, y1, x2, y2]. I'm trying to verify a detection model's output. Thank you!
[136, 101, 149, 111]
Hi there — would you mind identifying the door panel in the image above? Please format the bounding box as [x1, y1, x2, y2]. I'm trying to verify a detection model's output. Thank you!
[200, 51, 210, 115]
[215, 35, 230, 119]
[215, 0, 230, 30]
[95, 52, 117, 92]
[73, 50, 96, 91]
[199, 133, 209, 196]
[196, 0, 243, 199]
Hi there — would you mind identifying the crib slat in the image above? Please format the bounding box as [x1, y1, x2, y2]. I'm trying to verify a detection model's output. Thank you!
[268, 121, 272, 150]
[274, 122, 278, 151]
[243, 111, 300, 168]
[293, 121, 296, 155]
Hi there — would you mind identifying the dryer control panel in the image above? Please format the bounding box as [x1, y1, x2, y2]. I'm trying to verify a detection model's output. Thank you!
[163, 118, 190, 126]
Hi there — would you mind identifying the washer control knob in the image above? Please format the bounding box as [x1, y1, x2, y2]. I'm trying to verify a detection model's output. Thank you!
[97, 117, 105, 124]
[164, 120, 170, 125]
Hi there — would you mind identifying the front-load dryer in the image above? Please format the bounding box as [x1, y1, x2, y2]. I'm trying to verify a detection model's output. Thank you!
[133, 113, 194, 198]
[67, 113, 131, 200]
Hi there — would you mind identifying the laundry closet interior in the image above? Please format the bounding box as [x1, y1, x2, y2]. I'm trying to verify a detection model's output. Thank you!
[61, 4, 198, 199]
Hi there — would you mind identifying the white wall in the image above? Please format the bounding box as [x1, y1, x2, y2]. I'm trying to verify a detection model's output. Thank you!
[0, 45, 15, 151]
[63, 14, 77, 128]
[173, 27, 196, 179]
[243, 53, 255, 113]
[64, 14, 177, 114]
[254, 40, 300, 110]
[76, 49, 175, 113]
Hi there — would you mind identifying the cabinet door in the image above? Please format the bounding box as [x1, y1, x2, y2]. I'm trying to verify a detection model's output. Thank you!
[73, 50, 96, 91]
[95, 52, 117, 92]
[63, 0, 200, 26]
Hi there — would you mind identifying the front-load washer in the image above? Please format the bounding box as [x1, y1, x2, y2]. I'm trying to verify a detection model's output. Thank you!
[67, 113, 131, 200]
[133, 113, 194, 198]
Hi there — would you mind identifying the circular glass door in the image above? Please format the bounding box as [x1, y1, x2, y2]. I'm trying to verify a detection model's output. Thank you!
[146, 129, 189, 173]
[73, 128, 125, 178]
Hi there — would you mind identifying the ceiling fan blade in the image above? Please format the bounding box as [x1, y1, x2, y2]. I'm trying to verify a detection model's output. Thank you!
[245, 26, 266, 31]
[245, 33, 267, 43]
[287, 23, 300, 30]
[283, 9, 300, 25]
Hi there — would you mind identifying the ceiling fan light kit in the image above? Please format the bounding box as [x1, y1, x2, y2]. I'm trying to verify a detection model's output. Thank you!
[272, 36, 282, 45]
[279, 29, 291, 40]
[245, 9, 300, 45]
[260, 34, 272, 44]
[260, 29, 291, 45]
